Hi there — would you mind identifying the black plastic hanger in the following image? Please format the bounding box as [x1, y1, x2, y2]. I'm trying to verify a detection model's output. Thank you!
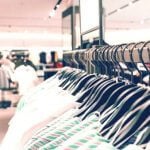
[98, 46, 110, 75]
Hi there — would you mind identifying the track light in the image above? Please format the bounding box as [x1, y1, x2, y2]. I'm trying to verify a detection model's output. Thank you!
[49, 0, 62, 18]
[56, 4, 60, 8]
[107, 0, 141, 17]
[49, 9, 56, 18]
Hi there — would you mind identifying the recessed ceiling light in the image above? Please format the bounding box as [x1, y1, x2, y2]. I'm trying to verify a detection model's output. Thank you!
[49, 10, 56, 18]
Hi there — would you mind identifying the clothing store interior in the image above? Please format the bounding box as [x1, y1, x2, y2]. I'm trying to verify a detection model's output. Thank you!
[0, 0, 150, 149]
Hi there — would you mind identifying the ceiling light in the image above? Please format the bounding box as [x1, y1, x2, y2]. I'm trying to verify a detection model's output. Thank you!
[117, 8, 121, 12]
[56, 4, 60, 8]
[48, 0, 62, 19]
[49, 10, 56, 18]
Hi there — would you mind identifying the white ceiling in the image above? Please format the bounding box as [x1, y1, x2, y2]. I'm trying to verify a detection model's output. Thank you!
[0, 0, 149, 49]
[0, 0, 73, 49]
[0, 0, 70, 33]
[104, 0, 150, 29]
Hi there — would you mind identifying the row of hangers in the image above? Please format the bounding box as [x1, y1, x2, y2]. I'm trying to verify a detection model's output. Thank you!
[63, 41, 150, 86]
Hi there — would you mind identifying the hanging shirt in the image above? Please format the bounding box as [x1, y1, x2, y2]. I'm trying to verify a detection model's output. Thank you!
[14, 65, 39, 95]
[0, 66, 9, 89]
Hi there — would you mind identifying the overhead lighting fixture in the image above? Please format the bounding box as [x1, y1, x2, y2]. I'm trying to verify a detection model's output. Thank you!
[49, 0, 62, 18]
[117, 8, 121, 12]
[56, 4, 60, 8]
[49, 9, 56, 18]
[107, 0, 141, 17]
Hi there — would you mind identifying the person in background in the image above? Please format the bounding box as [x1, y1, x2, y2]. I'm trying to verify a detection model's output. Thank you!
[0, 52, 16, 87]
[0, 52, 9, 88]
[13, 54, 39, 96]
[24, 54, 37, 71]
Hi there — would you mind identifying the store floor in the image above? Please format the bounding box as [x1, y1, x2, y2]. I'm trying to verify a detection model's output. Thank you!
[0, 91, 21, 144]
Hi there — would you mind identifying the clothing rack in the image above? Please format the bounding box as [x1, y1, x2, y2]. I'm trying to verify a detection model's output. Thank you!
[63, 41, 150, 85]
[10, 50, 29, 57]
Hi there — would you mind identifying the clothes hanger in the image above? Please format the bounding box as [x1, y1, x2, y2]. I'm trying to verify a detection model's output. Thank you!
[106, 45, 118, 78]
[78, 49, 131, 116]
[98, 43, 149, 120]
[70, 52, 77, 68]
[113, 44, 127, 80]
[98, 46, 110, 75]
[130, 42, 145, 84]
[89, 47, 97, 74]
[76, 50, 87, 71]
[82, 50, 90, 71]
[74, 45, 125, 112]
[72, 52, 79, 69]
[94, 47, 102, 74]
[101, 46, 114, 77]
[76, 51, 83, 70]
[107, 45, 118, 78]
[121, 43, 137, 83]
[98, 44, 143, 117]
[121, 42, 146, 84]
[73, 45, 120, 106]
[139, 41, 150, 86]
[63, 53, 72, 67]
[79, 43, 145, 119]
[91, 47, 100, 74]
